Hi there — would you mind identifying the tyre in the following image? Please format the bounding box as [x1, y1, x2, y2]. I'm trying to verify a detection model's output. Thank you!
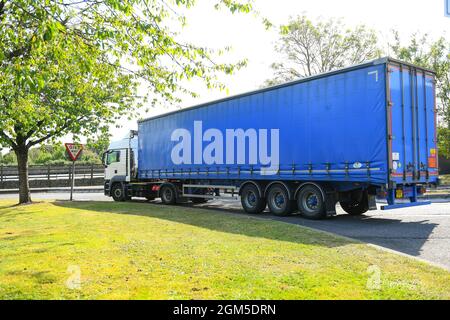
[160, 185, 176, 205]
[267, 184, 294, 216]
[297, 185, 326, 220]
[241, 184, 266, 214]
[340, 192, 369, 216]
[191, 198, 208, 204]
[111, 183, 126, 202]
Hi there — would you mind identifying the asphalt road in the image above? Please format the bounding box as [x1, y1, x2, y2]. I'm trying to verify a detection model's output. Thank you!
[2, 192, 450, 270]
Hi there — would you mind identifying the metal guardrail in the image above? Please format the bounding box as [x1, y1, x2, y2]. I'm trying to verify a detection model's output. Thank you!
[0, 164, 104, 189]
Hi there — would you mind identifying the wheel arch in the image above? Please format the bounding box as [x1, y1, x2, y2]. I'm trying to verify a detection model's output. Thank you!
[158, 182, 178, 198]
[295, 182, 337, 217]
[264, 181, 293, 200]
[239, 180, 264, 198]
[294, 182, 326, 201]
[108, 176, 127, 196]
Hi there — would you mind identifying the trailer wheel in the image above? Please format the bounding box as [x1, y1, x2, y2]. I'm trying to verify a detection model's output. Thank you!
[160, 185, 176, 205]
[241, 184, 266, 214]
[267, 185, 294, 216]
[111, 183, 126, 202]
[297, 185, 326, 220]
[340, 193, 369, 216]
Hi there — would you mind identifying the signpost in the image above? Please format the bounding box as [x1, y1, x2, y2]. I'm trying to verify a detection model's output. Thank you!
[65, 143, 83, 201]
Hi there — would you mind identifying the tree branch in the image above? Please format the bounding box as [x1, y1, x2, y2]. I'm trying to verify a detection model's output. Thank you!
[0, 0, 6, 18]
[27, 116, 85, 147]
[5, 43, 32, 60]
[0, 130, 17, 150]
[24, 120, 45, 140]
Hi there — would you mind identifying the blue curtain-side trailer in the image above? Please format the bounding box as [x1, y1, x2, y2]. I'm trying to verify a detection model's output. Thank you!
[103, 57, 438, 219]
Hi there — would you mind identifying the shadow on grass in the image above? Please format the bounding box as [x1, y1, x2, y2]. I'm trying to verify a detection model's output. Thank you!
[53, 199, 440, 256]
[53, 200, 351, 248]
[0, 203, 21, 211]
[0, 201, 48, 220]
[6, 270, 58, 284]
[199, 201, 439, 257]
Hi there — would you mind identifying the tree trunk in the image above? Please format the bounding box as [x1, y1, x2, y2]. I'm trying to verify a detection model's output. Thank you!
[15, 146, 31, 204]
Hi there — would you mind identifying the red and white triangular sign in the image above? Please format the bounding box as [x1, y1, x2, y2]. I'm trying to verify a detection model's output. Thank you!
[65, 143, 83, 161]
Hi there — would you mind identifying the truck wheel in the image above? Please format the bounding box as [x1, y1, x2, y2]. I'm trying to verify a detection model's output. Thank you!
[191, 198, 208, 204]
[340, 193, 369, 216]
[111, 183, 126, 202]
[160, 185, 176, 205]
[267, 185, 294, 216]
[241, 184, 266, 214]
[297, 185, 326, 220]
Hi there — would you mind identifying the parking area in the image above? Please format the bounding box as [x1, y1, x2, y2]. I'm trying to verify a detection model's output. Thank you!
[2, 192, 450, 270]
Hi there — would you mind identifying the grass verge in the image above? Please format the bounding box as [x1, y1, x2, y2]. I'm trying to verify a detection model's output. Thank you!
[440, 174, 450, 185]
[0, 200, 449, 299]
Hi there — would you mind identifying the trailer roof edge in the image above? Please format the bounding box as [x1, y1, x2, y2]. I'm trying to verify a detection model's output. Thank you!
[138, 57, 435, 124]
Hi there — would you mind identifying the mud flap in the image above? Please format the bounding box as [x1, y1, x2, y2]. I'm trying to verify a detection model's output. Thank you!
[368, 194, 377, 211]
[325, 191, 337, 217]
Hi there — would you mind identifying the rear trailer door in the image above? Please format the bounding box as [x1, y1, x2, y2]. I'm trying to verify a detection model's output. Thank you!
[388, 63, 438, 185]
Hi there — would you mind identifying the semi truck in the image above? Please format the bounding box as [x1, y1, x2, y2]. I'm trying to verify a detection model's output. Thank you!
[103, 57, 439, 219]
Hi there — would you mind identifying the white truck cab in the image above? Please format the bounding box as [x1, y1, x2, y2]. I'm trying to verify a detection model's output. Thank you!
[104, 148, 129, 181]
[103, 131, 139, 200]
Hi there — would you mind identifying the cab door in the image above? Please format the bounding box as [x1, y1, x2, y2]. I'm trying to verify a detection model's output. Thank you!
[104, 149, 129, 181]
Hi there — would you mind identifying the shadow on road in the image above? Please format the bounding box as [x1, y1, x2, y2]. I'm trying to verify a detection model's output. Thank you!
[278, 213, 439, 258]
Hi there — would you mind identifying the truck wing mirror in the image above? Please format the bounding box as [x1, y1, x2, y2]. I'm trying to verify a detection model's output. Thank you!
[101, 151, 108, 168]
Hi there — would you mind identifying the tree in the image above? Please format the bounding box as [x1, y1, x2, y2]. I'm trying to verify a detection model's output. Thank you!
[86, 134, 111, 159]
[390, 32, 450, 158]
[264, 16, 381, 86]
[0, 0, 251, 204]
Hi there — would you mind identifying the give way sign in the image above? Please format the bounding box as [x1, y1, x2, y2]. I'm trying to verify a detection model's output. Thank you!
[65, 143, 83, 161]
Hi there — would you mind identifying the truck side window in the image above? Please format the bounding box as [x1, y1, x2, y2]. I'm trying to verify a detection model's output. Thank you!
[106, 150, 121, 165]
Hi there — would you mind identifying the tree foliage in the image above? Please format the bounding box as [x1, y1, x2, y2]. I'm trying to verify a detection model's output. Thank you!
[0, 0, 250, 147]
[0, 0, 252, 203]
[86, 133, 111, 158]
[390, 32, 450, 158]
[264, 16, 381, 86]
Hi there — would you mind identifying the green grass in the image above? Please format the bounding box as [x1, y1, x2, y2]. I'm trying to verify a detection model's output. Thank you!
[440, 174, 450, 185]
[0, 200, 449, 300]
